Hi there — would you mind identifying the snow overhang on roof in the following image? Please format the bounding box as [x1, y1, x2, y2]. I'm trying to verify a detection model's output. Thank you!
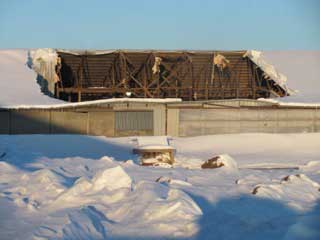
[244, 50, 295, 96]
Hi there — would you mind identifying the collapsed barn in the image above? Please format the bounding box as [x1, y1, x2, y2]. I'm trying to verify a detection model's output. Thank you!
[51, 50, 289, 102]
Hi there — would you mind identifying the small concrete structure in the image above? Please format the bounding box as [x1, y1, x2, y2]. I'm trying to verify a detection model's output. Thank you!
[132, 136, 175, 165]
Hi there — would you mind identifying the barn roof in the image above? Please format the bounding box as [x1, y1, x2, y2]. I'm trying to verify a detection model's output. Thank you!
[1, 49, 320, 108]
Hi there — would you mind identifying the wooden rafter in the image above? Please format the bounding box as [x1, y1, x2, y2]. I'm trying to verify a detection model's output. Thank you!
[56, 50, 288, 102]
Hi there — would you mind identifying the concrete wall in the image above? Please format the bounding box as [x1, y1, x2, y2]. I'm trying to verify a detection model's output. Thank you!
[167, 108, 179, 136]
[178, 108, 320, 136]
[0, 110, 116, 136]
[51, 111, 88, 134]
[88, 111, 115, 136]
[11, 110, 51, 134]
[1, 101, 319, 137]
[0, 111, 10, 134]
[1, 102, 163, 136]
[153, 105, 166, 136]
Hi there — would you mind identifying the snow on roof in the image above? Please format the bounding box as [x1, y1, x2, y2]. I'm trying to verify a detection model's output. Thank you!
[259, 51, 320, 105]
[29, 48, 59, 95]
[2, 97, 182, 110]
[1, 49, 320, 108]
[244, 50, 293, 94]
[0, 49, 63, 107]
[0, 49, 181, 109]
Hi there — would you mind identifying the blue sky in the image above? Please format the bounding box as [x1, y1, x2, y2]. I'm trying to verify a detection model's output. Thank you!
[0, 0, 319, 50]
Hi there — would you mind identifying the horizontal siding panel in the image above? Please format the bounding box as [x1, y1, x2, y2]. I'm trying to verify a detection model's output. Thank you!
[115, 111, 153, 131]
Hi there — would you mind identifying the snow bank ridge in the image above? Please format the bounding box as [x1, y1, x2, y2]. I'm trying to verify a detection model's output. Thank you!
[92, 165, 132, 191]
[252, 174, 320, 211]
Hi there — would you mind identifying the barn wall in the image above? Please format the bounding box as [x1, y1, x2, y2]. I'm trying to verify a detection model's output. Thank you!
[167, 108, 180, 137]
[0, 101, 319, 137]
[10, 110, 50, 134]
[153, 105, 166, 136]
[51, 111, 88, 134]
[178, 107, 320, 136]
[88, 111, 115, 137]
[0, 102, 166, 137]
[0, 111, 10, 134]
[115, 111, 153, 137]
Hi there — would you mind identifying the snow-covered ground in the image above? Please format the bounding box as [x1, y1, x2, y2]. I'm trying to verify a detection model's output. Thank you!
[0, 133, 319, 239]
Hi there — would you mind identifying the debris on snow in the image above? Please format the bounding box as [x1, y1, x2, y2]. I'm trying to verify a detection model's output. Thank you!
[252, 174, 320, 211]
[156, 176, 192, 186]
[201, 156, 224, 169]
[300, 161, 320, 174]
[201, 154, 237, 170]
[140, 152, 173, 167]
[156, 176, 172, 183]
[280, 174, 319, 188]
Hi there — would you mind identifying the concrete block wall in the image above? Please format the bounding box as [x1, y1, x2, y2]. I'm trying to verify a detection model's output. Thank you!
[0, 110, 116, 136]
[88, 111, 115, 136]
[0, 102, 319, 137]
[178, 108, 320, 136]
[51, 111, 88, 134]
[0, 103, 165, 137]
[0, 111, 10, 134]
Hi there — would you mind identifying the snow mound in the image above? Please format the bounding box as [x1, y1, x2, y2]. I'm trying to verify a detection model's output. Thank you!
[33, 206, 109, 240]
[218, 154, 238, 169]
[0, 161, 19, 174]
[53, 177, 93, 206]
[92, 166, 132, 191]
[281, 174, 319, 188]
[236, 174, 271, 186]
[253, 174, 319, 211]
[300, 161, 320, 174]
[106, 181, 202, 237]
[52, 166, 131, 210]
[3, 168, 66, 210]
[31, 169, 65, 185]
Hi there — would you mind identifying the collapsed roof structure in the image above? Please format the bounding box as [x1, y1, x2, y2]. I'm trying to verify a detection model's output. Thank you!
[30, 49, 292, 102]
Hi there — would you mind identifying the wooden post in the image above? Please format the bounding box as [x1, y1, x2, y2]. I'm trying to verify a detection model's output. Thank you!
[78, 90, 81, 102]
[56, 87, 60, 99]
[248, 58, 256, 98]
[78, 56, 84, 102]
[205, 61, 209, 100]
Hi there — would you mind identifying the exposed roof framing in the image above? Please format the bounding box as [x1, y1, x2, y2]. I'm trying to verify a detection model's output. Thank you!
[55, 50, 289, 102]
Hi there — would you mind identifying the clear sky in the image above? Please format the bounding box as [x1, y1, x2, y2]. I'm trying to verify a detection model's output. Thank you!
[0, 0, 319, 50]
